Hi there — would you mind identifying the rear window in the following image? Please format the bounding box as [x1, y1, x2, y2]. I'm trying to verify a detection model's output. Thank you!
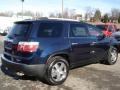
[7, 22, 31, 38]
[37, 22, 63, 37]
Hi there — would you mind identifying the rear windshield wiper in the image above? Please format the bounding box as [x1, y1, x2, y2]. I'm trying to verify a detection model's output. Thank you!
[14, 34, 21, 37]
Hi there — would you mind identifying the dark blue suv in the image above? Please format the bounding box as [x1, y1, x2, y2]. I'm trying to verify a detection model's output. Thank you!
[1, 18, 119, 85]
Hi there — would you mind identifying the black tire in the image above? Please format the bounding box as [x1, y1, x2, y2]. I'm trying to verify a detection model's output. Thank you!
[45, 56, 69, 85]
[106, 46, 118, 65]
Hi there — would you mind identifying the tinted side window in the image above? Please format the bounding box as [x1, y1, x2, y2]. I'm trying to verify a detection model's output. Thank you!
[37, 22, 63, 37]
[87, 25, 100, 36]
[70, 24, 88, 37]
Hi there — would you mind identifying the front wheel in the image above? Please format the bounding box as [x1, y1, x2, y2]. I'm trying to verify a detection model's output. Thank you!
[45, 56, 69, 85]
[106, 46, 118, 65]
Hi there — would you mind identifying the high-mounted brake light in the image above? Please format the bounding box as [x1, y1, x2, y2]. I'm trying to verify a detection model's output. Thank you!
[17, 42, 39, 52]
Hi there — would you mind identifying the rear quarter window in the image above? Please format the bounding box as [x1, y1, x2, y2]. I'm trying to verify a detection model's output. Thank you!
[37, 22, 63, 37]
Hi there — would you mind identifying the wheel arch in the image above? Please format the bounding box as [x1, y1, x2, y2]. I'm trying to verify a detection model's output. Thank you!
[113, 45, 120, 52]
[46, 52, 70, 66]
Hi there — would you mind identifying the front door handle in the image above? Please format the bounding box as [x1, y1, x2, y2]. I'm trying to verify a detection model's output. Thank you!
[90, 42, 97, 46]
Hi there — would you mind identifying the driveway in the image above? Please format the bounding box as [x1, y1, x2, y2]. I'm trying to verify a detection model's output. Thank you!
[0, 36, 120, 90]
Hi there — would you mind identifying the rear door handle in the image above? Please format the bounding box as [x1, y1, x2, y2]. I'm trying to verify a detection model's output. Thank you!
[72, 43, 78, 45]
[90, 42, 97, 46]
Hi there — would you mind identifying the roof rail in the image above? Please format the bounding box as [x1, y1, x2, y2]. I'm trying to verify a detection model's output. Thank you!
[35, 17, 79, 22]
[24, 19, 32, 20]
[48, 17, 79, 22]
[36, 17, 48, 20]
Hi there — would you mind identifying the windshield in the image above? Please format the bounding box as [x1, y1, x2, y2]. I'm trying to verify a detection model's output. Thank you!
[7, 22, 31, 38]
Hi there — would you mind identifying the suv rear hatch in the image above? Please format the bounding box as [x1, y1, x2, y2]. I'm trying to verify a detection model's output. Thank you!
[4, 21, 34, 63]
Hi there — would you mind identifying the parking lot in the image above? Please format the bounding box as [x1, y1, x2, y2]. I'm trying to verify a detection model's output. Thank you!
[0, 36, 120, 90]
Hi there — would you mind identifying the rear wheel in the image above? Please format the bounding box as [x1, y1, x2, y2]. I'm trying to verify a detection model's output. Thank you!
[45, 56, 69, 85]
[106, 46, 118, 65]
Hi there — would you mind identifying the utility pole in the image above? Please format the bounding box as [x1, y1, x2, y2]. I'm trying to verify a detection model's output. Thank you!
[62, 0, 63, 18]
[21, 0, 24, 19]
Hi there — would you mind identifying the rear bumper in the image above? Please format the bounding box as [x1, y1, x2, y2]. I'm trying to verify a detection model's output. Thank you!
[1, 55, 46, 78]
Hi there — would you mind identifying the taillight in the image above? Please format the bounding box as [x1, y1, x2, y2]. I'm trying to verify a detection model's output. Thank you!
[17, 42, 39, 52]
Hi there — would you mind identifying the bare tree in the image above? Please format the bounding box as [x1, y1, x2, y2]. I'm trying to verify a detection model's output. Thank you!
[48, 8, 77, 19]
[17, 10, 34, 16]
[69, 9, 76, 19]
[0, 11, 14, 17]
[49, 13, 56, 18]
[35, 12, 43, 18]
[111, 8, 120, 19]
[56, 12, 62, 18]
[84, 7, 94, 21]
[63, 8, 69, 18]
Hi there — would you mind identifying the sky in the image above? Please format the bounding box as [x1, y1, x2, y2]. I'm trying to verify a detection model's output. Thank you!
[0, 0, 120, 16]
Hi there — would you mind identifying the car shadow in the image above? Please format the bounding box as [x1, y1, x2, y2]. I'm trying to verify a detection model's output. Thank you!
[0, 65, 50, 85]
[70, 61, 99, 70]
[0, 65, 38, 81]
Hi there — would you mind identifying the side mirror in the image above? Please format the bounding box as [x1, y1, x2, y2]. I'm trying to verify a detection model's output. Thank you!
[97, 33, 105, 40]
[116, 29, 120, 32]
